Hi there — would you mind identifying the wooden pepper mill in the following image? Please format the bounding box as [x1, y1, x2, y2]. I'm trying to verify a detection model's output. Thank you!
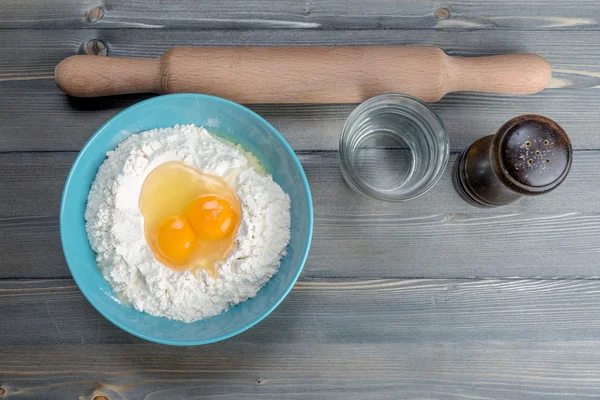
[453, 115, 572, 207]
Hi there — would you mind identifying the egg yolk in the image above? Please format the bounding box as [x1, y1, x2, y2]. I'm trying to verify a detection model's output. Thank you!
[155, 216, 196, 262]
[188, 195, 235, 240]
[139, 161, 241, 278]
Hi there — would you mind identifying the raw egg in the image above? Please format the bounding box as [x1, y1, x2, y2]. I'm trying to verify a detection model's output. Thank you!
[139, 161, 241, 278]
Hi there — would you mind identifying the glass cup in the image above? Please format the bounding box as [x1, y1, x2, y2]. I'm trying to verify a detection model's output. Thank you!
[339, 94, 449, 201]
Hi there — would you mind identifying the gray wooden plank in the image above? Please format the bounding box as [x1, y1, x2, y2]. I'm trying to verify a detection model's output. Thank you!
[1, 0, 599, 30]
[1, 151, 596, 217]
[5, 278, 600, 345]
[1, 151, 599, 279]
[3, 342, 598, 399]
[0, 153, 73, 218]
[1, 278, 600, 398]
[302, 152, 600, 215]
[1, 28, 600, 152]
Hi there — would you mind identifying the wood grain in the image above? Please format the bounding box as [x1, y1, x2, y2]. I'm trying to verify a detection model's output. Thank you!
[1, 0, 599, 30]
[54, 48, 551, 101]
[3, 82, 600, 152]
[1, 29, 600, 151]
[1, 151, 599, 279]
[55, 55, 161, 97]
[5, 277, 600, 345]
[1, 3, 600, 398]
[1, 151, 597, 217]
[1, 278, 600, 398]
[4, 342, 599, 399]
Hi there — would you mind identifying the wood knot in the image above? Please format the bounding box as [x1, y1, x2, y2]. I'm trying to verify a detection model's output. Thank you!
[85, 7, 105, 22]
[80, 40, 108, 56]
[0, 388, 5, 396]
[434, 7, 450, 20]
[93, 396, 108, 400]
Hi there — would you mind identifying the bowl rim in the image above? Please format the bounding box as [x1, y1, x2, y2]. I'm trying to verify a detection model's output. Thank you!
[60, 93, 313, 346]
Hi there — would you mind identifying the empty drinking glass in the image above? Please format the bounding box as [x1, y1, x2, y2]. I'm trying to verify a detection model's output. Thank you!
[339, 94, 449, 201]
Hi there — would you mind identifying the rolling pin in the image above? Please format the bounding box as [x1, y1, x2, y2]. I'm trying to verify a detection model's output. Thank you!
[55, 46, 551, 103]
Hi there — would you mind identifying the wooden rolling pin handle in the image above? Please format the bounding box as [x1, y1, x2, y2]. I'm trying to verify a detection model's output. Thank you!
[55, 47, 552, 102]
[55, 55, 162, 97]
[443, 54, 552, 96]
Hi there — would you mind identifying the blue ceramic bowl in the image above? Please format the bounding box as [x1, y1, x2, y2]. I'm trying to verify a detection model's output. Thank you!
[60, 94, 313, 345]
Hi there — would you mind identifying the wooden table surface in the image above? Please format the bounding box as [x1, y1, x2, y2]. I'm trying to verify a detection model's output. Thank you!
[2, 1, 600, 399]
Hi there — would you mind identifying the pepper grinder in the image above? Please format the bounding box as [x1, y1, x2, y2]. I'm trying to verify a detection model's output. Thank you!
[453, 115, 572, 207]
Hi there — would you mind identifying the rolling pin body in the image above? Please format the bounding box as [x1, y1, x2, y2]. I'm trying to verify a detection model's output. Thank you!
[55, 46, 551, 103]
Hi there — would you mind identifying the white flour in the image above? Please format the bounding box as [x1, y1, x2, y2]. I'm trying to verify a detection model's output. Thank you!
[85, 125, 291, 322]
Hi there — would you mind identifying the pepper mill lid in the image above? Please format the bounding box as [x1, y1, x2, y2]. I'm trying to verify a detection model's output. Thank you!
[490, 115, 572, 196]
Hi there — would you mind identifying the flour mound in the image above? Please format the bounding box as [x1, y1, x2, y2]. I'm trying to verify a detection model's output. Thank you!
[85, 125, 291, 322]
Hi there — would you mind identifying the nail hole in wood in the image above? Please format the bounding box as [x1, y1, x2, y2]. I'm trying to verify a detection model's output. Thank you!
[435, 7, 450, 20]
[0, 388, 5, 396]
[93, 396, 108, 400]
[80, 40, 108, 56]
[85, 7, 105, 22]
